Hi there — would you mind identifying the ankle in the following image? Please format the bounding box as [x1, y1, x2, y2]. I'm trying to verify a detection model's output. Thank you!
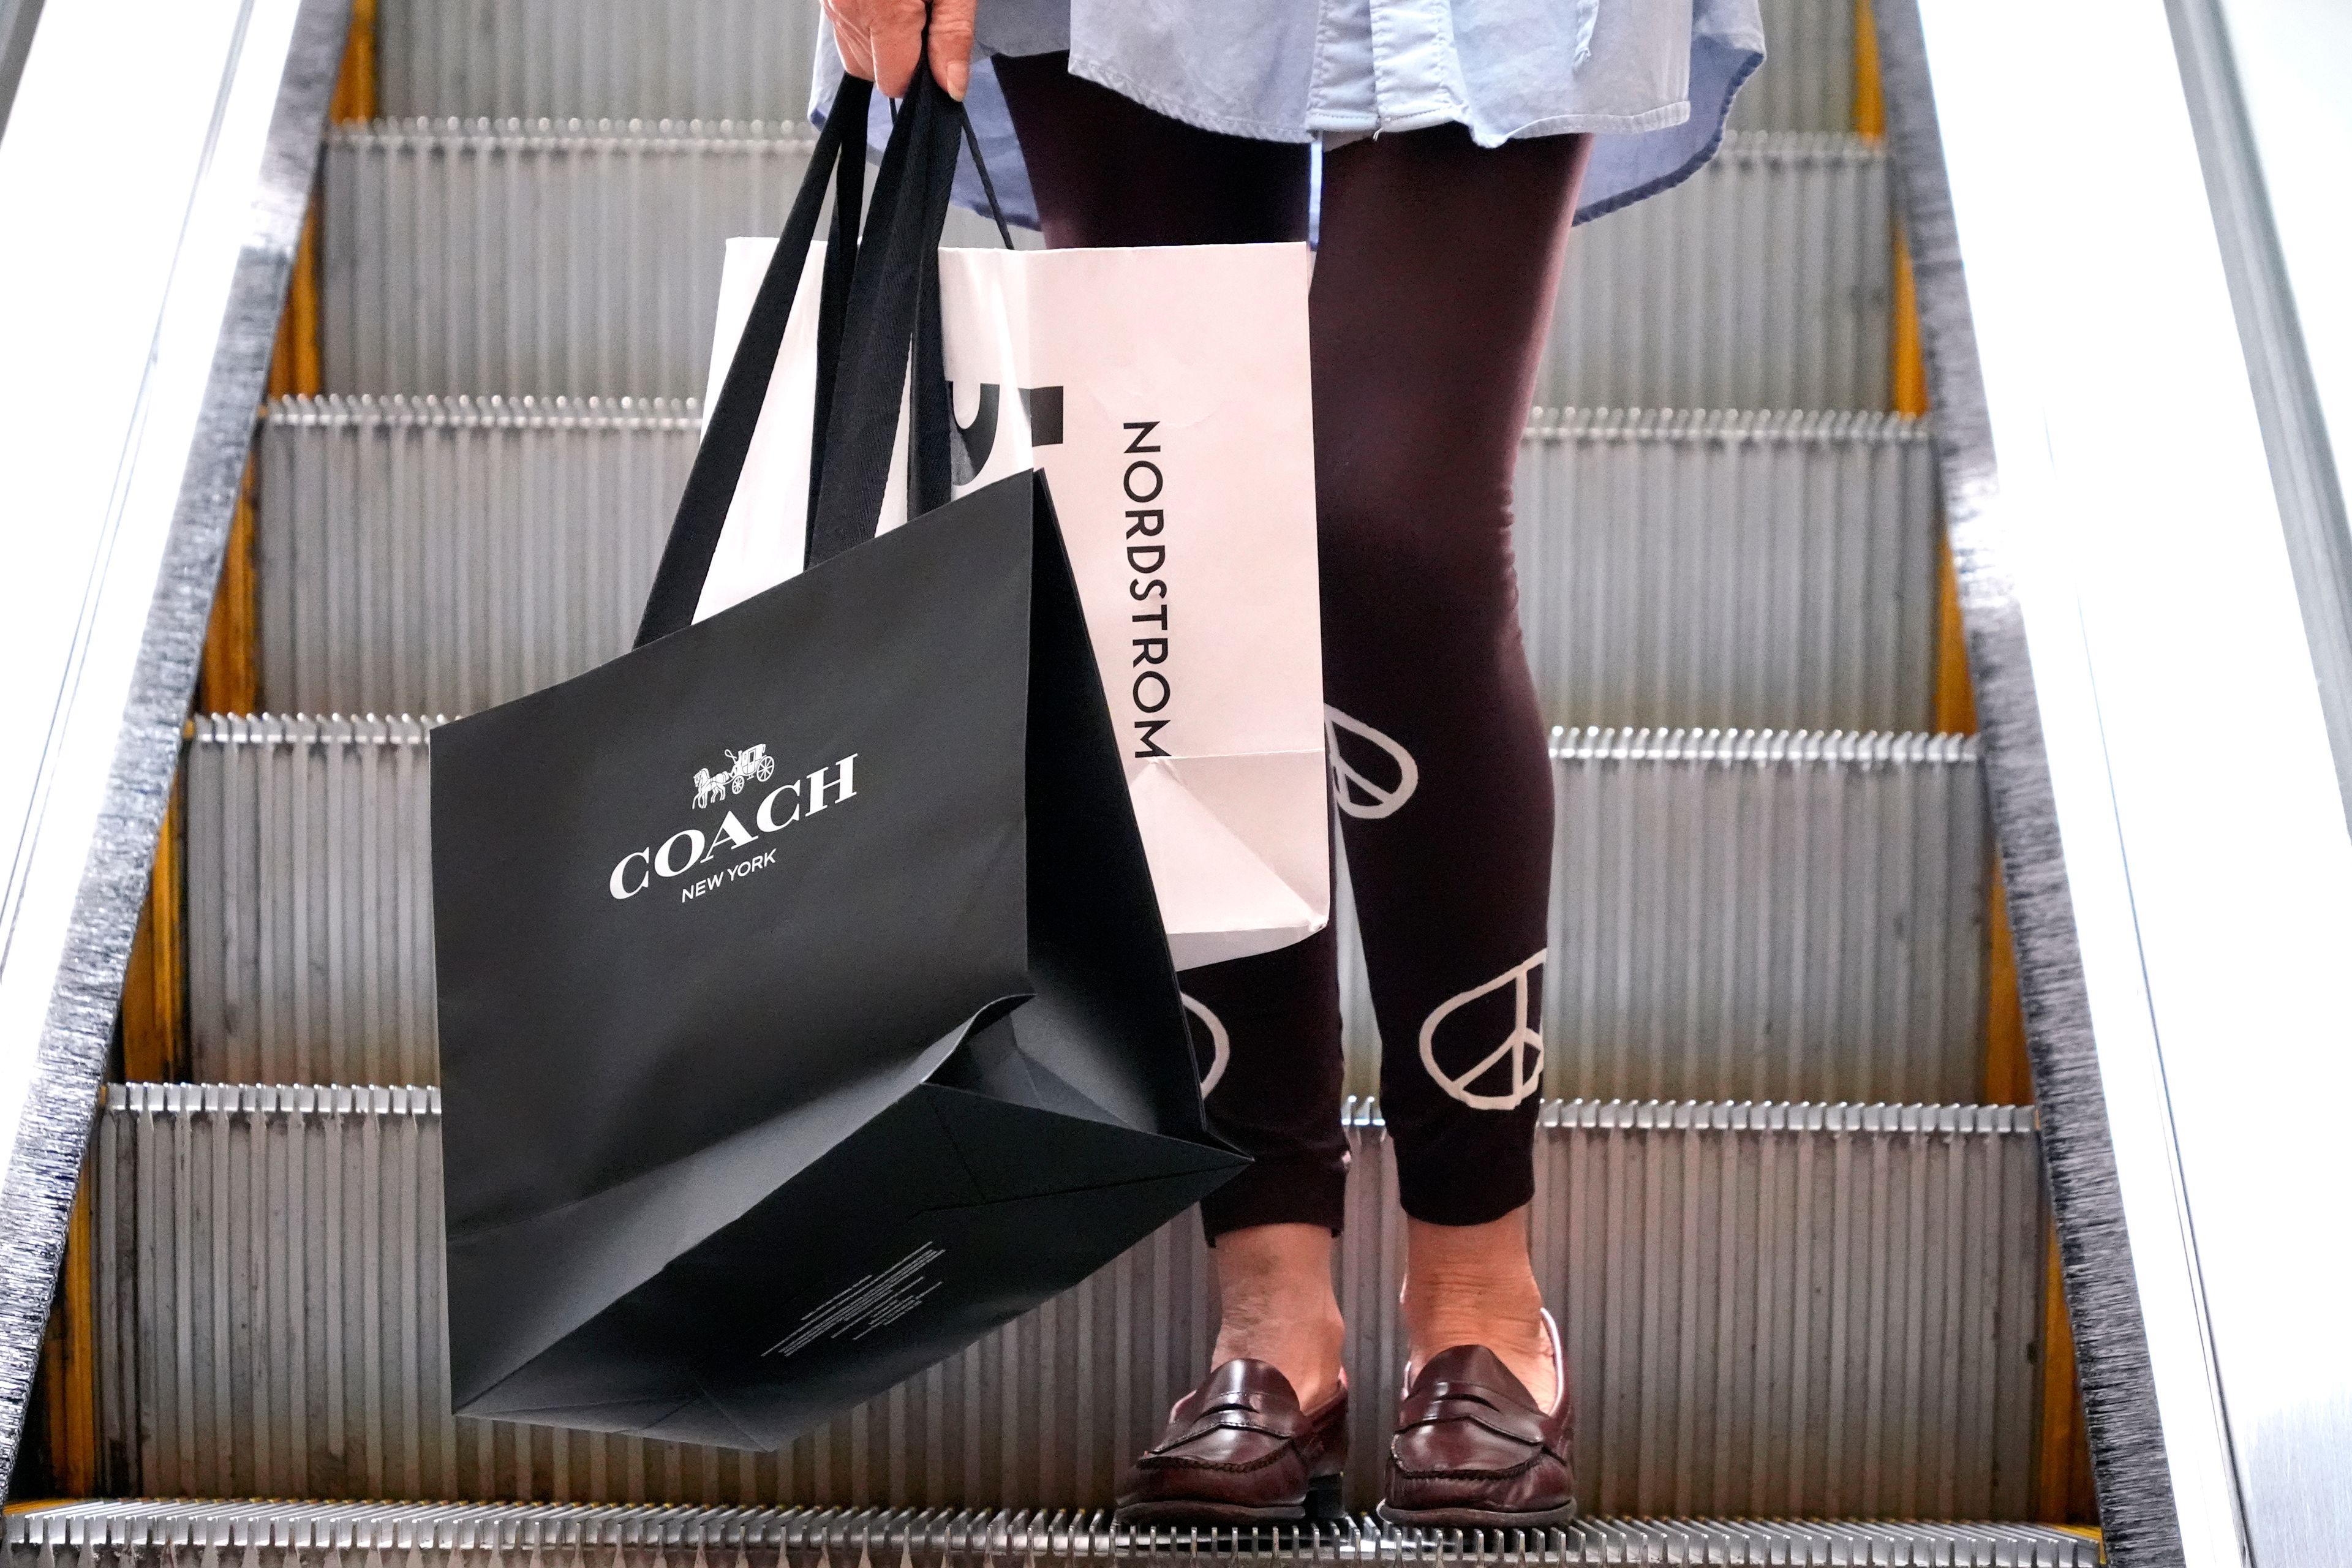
[1210, 1223, 1347, 1409]
[1403, 1210, 1555, 1409]
[1212, 1300, 1345, 1411]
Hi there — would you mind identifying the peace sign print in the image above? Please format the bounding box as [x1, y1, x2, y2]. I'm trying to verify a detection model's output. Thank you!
[1325, 707, 1419, 820]
[1419, 951, 1547, 1110]
[1182, 993, 1231, 1098]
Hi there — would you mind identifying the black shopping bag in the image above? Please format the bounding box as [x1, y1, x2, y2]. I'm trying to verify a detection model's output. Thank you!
[429, 72, 1243, 1449]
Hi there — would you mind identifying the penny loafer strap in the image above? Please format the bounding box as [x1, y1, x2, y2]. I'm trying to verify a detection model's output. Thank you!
[1149, 1398, 1303, 1455]
[1397, 1381, 1550, 1446]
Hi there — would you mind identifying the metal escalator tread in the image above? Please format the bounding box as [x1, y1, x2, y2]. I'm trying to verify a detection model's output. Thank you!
[320, 123, 1887, 409]
[89, 1085, 2045, 1518]
[255, 399, 1939, 733]
[180, 718, 1988, 1102]
[375, 0, 1858, 134]
[4, 1500, 2103, 1566]
[1541, 134, 1895, 411]
[91, 0, 2055, 1546]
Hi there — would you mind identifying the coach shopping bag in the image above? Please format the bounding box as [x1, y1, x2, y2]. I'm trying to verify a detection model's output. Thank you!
[686, 181, 1327, 971]
[429, 74, 1242, 1449]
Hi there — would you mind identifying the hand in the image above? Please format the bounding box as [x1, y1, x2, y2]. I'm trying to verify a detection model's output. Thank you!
[823, 0, 977, 100]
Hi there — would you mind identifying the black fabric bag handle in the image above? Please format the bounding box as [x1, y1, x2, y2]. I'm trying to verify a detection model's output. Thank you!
[806, 92, 870, 527]
[808, 69, 990, 568]
[636, 66, 1012, 638]
[633, 77, 873, 647]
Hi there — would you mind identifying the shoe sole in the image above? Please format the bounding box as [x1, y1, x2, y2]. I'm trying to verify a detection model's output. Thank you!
[1115, 1474, 1344, 1529]
[1376, 1500, 1581, 1530]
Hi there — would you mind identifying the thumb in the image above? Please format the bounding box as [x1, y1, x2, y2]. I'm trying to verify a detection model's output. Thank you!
[929, 0, 978, 100]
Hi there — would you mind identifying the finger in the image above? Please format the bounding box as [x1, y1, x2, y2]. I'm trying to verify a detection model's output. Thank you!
[823, 0, 876, 80]
[867, 0, 925, 99]
[928, 0, 978, 99]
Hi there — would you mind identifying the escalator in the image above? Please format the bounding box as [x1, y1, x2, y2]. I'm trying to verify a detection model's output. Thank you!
[8, 0, 2342, 1561]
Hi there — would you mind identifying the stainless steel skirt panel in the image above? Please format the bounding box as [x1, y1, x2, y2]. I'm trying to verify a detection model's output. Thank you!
[322, 120, 1023, 399]
[88, 1087, 2046, 1519]
[2, 1502, 2105, 1568]
[255, 397, 696, 714]
[1543, 136, 1893, 412]
[253, 404, 1936, 732]
[325, 126, 1875, 407]
[377, 0, 827, 124]
[184, 716, 440, 1087]
[185, 722, 1986, 1105]
[1336, 729, 1987, 1104]
[1513, 410, 1939, 733]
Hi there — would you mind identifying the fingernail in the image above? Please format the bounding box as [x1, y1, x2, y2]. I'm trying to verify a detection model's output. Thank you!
[940, 60, 969, 100]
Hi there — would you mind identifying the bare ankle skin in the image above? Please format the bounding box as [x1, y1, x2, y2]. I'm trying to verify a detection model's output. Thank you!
[1402, 1206, 1556, 1409]
[1209, 1222, 1347, 1410]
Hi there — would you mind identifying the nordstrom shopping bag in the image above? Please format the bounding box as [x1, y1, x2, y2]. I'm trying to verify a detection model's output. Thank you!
[687, 170, 1327, 970]
[429, 75, 1241, 1449]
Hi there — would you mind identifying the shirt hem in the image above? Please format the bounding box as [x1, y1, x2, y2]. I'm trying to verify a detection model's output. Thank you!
[1570, 43, 1765, 225]
[1316, 99, 1695, 148]
[1055, 48, 1700, 150]
[1065, 52, 1317, 143]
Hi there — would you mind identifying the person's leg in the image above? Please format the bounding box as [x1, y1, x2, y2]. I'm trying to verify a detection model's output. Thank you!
[995, 53, 1348, 1411]
[993, 53, 1310, 248]
[1312, 124, 1593, 1409]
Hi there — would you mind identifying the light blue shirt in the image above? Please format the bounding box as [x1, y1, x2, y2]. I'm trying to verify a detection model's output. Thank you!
[813, 0, 1765, 229]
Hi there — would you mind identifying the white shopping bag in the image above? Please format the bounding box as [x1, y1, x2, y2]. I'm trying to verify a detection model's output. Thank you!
[694, 237, 1328, 970]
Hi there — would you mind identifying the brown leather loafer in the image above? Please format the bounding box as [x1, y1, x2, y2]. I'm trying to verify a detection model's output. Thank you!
[1379, 1310, 1576, 1528]
[1114, 1360, 1348, 1526]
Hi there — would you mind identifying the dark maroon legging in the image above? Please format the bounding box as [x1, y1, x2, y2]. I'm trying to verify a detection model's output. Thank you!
[996, 54, 1593, 1238]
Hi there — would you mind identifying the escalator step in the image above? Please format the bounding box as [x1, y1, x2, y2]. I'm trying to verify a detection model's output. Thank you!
[254, 395, 695, 717]
[322, 124, 1888, 409]
[252, 401, 1937, 733]
[1337, 728, 1988, 1104]
[1540, 135, 1893, 411]
[186, 717, 440, 1087]
[379, 0, 829, 124]
[182, 718, 1986, 1103]
[1730, 0, 1858, 134]
[6, 1499, 2102, 1566]
[1518, 410, 1936, 731]
[318, 119, 1021, 403]
[377, 0, 1856, 135]
[322, 120, 813, 400]
[86, 1085, 2047, 1519]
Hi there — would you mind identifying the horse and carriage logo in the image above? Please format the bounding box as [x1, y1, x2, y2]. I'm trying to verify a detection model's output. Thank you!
[692, 743, 778, 810]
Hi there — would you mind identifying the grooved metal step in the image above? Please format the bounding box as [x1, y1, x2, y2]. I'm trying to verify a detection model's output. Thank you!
[322, 121, 810, 401]
[379, 0, 829, 124]
[1338, 728, 1987, 1102]
[255, 396, 694, 715]
[1540, 136, 1891, 411]
[322, 126, 1887, 409]
[4, 1501, 2105, 1567]
[377, 0, 1855, 135]
[319, 119, 1025, 402]
[1515, 411, 1936, 730]
[88, 1087, 2047, 1518]
[1728, 0, 1858, 134]
[251, 401, 1937, 732]
[183, 718, 1986, 1102]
